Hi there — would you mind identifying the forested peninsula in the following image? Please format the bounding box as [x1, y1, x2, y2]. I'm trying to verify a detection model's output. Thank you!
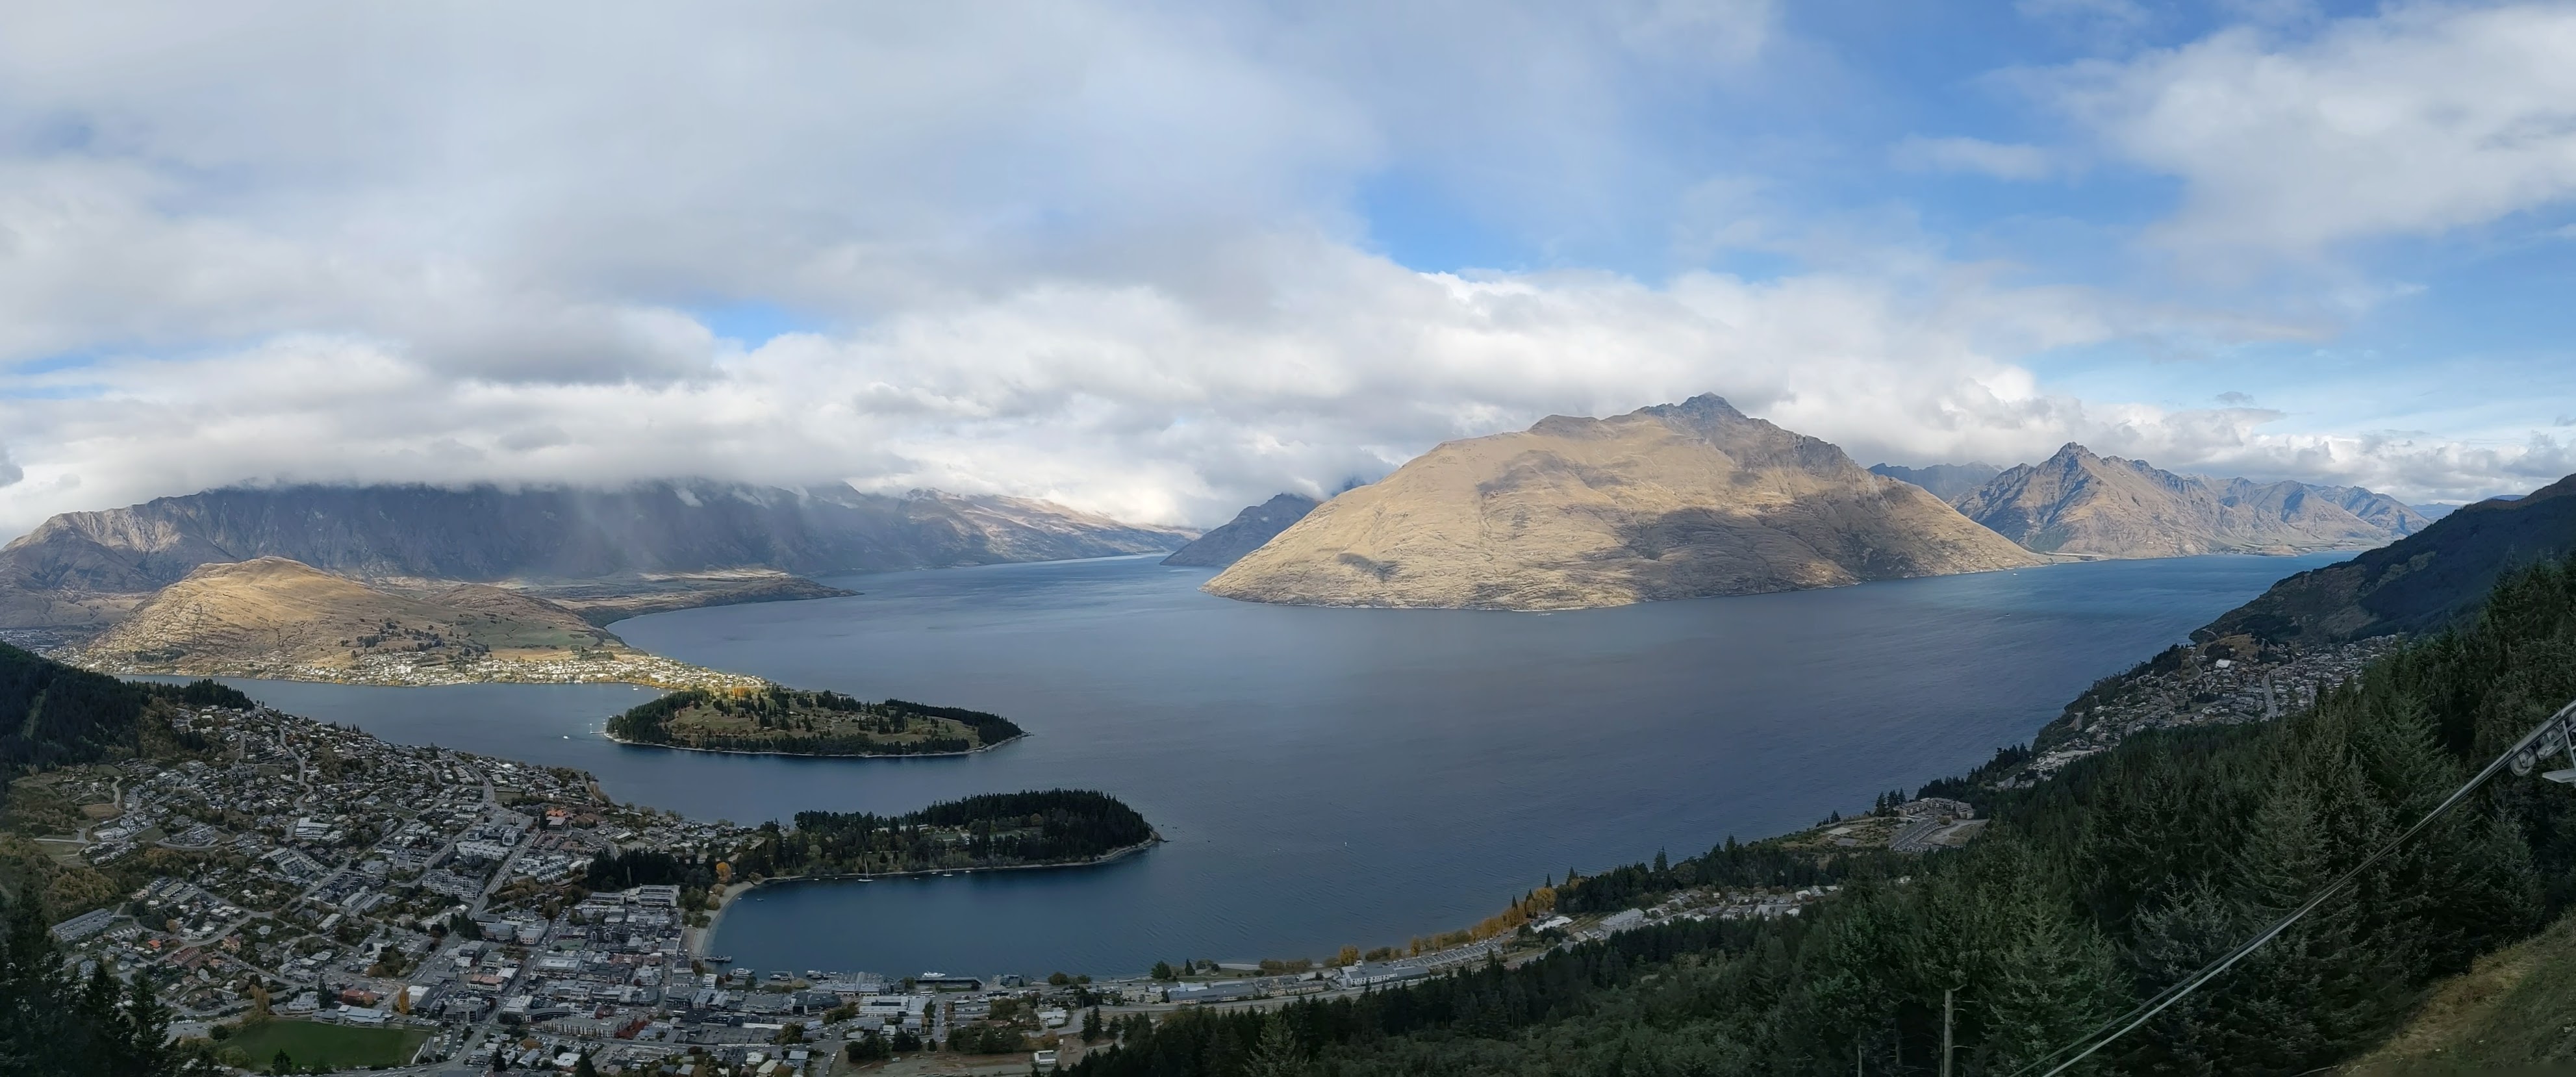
[604, 685, 1024, 757]
[587, 789, 1156, 889]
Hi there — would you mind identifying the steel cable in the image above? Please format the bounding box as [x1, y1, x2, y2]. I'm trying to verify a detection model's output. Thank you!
[2009, 696, 2576, 1077]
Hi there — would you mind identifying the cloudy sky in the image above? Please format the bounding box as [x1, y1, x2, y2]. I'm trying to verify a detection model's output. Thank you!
[4, 0, 2575, 536]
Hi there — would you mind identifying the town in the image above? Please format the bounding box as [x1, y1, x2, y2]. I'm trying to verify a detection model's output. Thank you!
[24, 697, 1880, 1076]
[2010, 637, 2401, 784]
[66, 649, 771, 692]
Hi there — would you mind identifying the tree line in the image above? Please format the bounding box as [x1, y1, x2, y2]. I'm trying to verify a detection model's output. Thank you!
[1068, 555, 2576, 1076]
[1, 643, 244, 778]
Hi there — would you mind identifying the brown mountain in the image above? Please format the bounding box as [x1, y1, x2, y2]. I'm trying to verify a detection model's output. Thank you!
[1203, 394, 2048, 611]
[1951, 444, 2427, 558]
[69, 557, 751, 687]
[1161, 494, 1321, 568]
[0, 480, 1190, 639]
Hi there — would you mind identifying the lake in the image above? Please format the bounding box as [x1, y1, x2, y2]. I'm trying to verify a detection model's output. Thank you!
[190, 551, 2340, 979]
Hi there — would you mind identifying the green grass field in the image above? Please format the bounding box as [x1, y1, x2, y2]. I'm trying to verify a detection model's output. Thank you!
[220, 1019, 427, 1071]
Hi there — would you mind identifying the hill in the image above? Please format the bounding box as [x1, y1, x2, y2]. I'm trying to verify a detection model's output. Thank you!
[1867, 461, 2001, 501]
[68, 557, 756, 689]
[2348, 906, 2576, 1073]
[606, 686, 1024, 756]
[1204, 394, 2046, 611]
[0, 642, 246, 776]
[2199, 472, 2576, 644]
[1951, 442, 2429, 558]
[0, 480, 1191, 638]
[1161, 493, 1320, 568]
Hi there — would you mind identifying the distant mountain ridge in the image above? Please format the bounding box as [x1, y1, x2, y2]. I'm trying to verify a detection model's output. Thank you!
[1205, 394, 2047, 611]
[1161, 494, 1320, 568]
[2199, 473, 2576, 644]
[0, 480, 1192, 635]
[1951, 444, 2429, 559]
[66, 556, 726, 686]
[1868, 462, 2002, 501]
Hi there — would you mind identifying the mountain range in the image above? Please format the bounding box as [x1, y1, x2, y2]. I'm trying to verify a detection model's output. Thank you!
[1205, 395, 2048, 610]
[1161, 494, 1320, 568]
[2199, 472, 2576, 644]
[1931, 443, 2431, 559]
[0, 481, 1192, 639]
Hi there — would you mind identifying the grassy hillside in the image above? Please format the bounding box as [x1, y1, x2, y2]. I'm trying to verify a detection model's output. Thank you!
[2203, 472, 2576, 644]
[69, 557, 756, 689]
[2349, 907, 2576, 1073]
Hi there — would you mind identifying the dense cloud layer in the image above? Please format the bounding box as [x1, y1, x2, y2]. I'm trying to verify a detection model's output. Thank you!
[2, 2, 2571, 538]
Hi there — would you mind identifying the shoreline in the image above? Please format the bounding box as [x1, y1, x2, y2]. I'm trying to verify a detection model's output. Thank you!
[694, 835, 1163, 954]
[92, 663, 748, 692]
[600, 729, 1029, 759]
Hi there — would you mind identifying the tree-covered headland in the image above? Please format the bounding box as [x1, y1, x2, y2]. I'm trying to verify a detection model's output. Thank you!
[590, 789, 1154, 887]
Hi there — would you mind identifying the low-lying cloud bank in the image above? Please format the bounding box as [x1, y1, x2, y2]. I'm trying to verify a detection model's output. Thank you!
[6, 2, 2576, 537]
[5, 241, 2562, 540]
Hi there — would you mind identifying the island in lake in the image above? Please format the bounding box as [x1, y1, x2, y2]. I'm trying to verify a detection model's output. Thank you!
[605, 684, 1026, 756]
[588, 789, 1160, 890]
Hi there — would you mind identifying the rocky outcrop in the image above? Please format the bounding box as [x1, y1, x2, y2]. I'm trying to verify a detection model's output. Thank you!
[1203, 395, 2047, 611]
[1952, 444, 2423, 558]
[1161, 494, 1321, 568]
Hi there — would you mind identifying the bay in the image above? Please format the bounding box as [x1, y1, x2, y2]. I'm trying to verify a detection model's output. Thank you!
[183, 551, 2339, 980]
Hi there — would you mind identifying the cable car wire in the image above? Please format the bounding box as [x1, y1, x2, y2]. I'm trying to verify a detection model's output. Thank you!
[2010, 696, 2576, 1077]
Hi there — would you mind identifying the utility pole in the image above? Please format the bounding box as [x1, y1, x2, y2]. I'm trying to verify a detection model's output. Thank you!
[1941, 988, 1954, 1077]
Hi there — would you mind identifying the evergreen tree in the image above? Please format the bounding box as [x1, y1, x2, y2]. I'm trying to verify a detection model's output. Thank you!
[1241, 1014, 1306, 1077]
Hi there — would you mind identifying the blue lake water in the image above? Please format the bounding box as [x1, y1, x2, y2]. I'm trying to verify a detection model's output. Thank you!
[186, 551, 2341, 980]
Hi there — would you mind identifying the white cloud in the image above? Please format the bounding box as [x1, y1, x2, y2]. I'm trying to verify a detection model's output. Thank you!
[3, 236, 2551, 535]
[0, 1, 2561, 541]
[2047, 3, 2576, 256]
[1890, 136, 2060, 181]
[0, 444, 19, 488]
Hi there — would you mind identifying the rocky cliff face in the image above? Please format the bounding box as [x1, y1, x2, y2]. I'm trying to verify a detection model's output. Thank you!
[1161, 494, 1321, 568]
[1951, 444, 2423, 558]
[0, 481, 1191, 633]
[1203, 395, 2047, 611]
